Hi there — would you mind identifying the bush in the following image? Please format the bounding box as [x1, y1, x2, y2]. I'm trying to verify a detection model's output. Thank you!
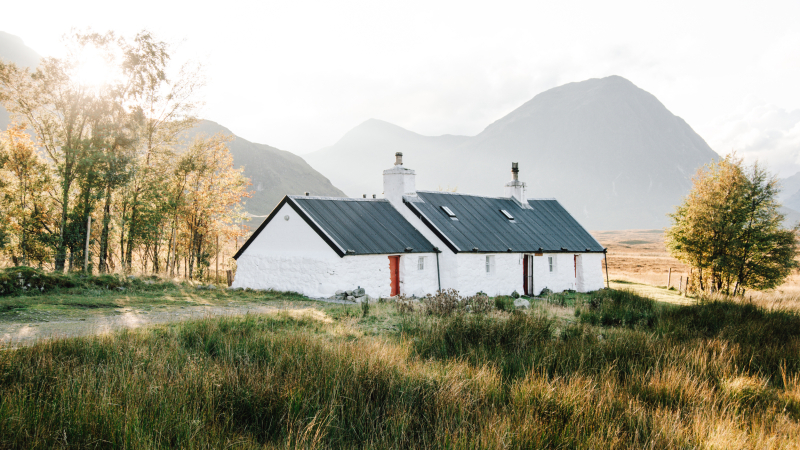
[494, 296, 516, 312]
[0, 267, 76, 295]
[422, 289, 462, 316]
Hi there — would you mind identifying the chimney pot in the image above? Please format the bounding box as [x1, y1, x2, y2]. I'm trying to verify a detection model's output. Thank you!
[363, 194, 366, 198]
[511, 162, 519, 181]
[304, 192, 309, 196]
[395, 152, 403, 165]
[372, 194, 376, 198]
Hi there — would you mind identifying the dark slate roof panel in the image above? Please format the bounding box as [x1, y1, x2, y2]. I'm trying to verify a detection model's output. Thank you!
[407, 191, 604, 253]
[291, 196, 436, 255]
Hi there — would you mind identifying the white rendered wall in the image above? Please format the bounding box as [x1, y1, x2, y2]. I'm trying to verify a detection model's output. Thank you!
[579, 253, 606, 292]
[233, 203, 440, 298]
[400, 253, 441, 297]
[531, 253, 605, 295]
[454, 253, 523, 297]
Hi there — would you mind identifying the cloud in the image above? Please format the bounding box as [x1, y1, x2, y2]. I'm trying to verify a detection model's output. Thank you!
[705, 97, 800, 177]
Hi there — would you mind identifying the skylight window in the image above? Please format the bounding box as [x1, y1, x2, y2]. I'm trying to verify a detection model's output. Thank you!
[441, 206, 456, 218]
[500, 209, 514, 220]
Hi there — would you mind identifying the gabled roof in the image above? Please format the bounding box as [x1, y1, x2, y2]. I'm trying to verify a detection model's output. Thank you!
[404, 191, 605, 254]
[234, 195, 436, 259]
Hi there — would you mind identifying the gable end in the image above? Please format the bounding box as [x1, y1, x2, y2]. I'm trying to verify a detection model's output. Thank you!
[233, 196, 346, 259]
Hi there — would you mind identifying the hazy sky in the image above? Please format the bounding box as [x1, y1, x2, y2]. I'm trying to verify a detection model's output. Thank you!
[4, 0, 800, 174]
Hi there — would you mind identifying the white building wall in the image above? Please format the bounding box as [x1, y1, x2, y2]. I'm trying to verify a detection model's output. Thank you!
[399, 253, 441, 297]
[530, 252, 605, 295]
[455, 253, 522, 297]
[579, 253, 606, 292]
[232, 203, 439, 298]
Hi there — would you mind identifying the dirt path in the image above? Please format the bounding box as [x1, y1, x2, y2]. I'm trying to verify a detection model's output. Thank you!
[0, 303, 320, 347]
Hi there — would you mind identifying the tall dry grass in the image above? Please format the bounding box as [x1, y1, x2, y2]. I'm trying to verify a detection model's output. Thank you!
[0, 289, 799, 448]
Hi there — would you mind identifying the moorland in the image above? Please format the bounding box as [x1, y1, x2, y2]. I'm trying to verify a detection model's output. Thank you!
[1, 263, 800, 448]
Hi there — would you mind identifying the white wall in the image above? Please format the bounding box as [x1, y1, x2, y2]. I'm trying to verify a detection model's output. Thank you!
[233, 203, 440, 298]
[399, 253, 441, 297]
[455, 253, 523, 297]
[531, 252, 605, 295]
[579, 253, 606, 292]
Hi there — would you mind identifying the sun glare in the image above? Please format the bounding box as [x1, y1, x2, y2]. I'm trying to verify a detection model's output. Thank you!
[72, 46, 119, 90]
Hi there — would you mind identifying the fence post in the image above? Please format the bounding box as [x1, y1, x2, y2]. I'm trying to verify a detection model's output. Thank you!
[667, 267, 672, 288]
[226, 270, 233, 287]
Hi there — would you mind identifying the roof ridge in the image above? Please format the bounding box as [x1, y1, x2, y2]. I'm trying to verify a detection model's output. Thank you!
[289, 195, 388, 202]
[415, 190, 514, 200]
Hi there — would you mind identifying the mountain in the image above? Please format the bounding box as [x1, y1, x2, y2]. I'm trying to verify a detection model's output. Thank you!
[190, 121, 345, 215]
[305, 76, 720, 229]
[0, 31, 41, 130]
[779, 172, 800, 205]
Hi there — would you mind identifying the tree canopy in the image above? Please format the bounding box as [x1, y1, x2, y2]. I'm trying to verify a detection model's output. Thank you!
[665, 154, 798, 295]
[0, 30, 250, 279]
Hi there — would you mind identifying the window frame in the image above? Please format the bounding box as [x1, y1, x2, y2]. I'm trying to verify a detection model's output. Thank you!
[417, 256, 425, 271]
[441, 206, 456, 218]
[485, 255, 496, 275]
[548, 255, 556, 273]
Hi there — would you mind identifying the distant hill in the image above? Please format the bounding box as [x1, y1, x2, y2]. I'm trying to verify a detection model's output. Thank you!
[190, 121, 345, 215]
[0, 31, 41, 130]
[306, 76, 720, 229]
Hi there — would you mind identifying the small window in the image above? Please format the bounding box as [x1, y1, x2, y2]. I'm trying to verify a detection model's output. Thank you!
[441, 206, 456, 217]
[548, 256, 556, 273]
[486, 255, 496, 274]
[417, 256, 425, 271]
[500, 209, 514, 220]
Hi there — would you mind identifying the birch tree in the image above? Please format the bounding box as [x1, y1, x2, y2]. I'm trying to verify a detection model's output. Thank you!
[666, 154, 798, 295]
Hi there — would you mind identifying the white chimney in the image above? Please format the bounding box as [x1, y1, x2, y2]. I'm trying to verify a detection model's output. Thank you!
[383, 152, 416, 206]
[504, 162, 528, 205]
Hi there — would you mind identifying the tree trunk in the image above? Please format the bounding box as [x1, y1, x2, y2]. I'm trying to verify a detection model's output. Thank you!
[54, 180, 71, 271]
[98, 186, 113, 273]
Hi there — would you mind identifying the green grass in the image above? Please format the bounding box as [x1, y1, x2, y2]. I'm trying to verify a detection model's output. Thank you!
[0, 267, 309, 323]
[1, 289, 799, 448]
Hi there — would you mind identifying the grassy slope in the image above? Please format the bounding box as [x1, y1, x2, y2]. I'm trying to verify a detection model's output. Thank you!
[1, 288, 800, 448]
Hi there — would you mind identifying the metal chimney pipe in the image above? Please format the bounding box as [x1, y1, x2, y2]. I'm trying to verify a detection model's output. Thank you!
[395, 152, 403, 165]
[305, 192, 309, 196]
[511, 162, 519, 181]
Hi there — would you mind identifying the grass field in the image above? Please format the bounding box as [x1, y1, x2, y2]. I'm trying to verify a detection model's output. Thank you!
[1, 278, 800, 449]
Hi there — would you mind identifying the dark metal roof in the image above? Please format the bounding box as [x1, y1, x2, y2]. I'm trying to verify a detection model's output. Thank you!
[234, 195, 436, 259]
[405, 191, 604, 254]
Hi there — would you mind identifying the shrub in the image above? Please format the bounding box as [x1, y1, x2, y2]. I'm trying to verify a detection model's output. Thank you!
[465, 293, 493, 314]
[494, 296, 516, 312]
[421, 289, 462, 316]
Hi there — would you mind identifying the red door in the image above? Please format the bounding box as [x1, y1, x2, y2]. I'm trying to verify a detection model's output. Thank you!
[389, 256, 400, 296]
[574, 255, 578, 278]
[523, 255, 528, 295]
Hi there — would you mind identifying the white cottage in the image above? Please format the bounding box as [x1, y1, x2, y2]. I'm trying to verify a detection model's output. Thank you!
[232, 154, 607, 298]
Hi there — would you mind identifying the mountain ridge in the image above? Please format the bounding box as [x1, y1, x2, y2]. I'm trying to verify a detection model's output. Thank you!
[305, 76, 721, 229]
